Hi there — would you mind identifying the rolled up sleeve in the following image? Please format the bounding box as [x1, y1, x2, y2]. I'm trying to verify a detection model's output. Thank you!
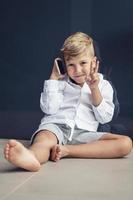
[40, 80, 64, 114]
[92, 80, 115, 124]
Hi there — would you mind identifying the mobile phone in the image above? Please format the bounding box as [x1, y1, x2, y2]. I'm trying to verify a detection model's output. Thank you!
[55, 58, 65, 75]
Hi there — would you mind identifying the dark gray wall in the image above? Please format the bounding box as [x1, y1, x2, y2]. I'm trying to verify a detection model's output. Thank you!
[0, 0, 70, 110]
[92, 0, 133, 116]
[0, 0, 133, 139]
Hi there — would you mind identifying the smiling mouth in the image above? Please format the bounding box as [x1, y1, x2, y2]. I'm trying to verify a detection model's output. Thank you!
[75, 74, 85, 78]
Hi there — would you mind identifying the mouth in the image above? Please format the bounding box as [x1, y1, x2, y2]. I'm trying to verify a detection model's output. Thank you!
[74, 74, 85, 78]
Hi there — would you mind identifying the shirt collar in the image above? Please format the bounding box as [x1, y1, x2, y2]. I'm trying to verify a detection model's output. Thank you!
[67, 76, 83, 88]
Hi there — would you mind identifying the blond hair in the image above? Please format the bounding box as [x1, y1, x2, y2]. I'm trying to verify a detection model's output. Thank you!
[61, 32, 94, 60]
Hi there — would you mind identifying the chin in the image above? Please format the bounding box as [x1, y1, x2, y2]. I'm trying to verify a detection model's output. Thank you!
[70, 76, 85, 86]
[74, 80, 85, 86]
[75, 78, 85, 84]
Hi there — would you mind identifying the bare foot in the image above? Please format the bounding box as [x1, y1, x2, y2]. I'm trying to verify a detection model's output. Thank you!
[50, 145, 69, 162]
[4, 139, 41, 172]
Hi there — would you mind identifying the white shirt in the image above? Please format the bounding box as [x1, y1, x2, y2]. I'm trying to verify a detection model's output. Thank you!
[40, 73, 114, 140]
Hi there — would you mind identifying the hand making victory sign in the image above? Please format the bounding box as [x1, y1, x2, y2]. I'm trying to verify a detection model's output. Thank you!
[85, 57, 102, 107]
[85, 57, 100, 90]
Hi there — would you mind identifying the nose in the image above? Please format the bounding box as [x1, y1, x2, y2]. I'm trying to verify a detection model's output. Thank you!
[75, 65, 82, 73]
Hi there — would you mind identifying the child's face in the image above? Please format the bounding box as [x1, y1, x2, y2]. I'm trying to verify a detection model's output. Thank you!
[65, 51, 94, 87]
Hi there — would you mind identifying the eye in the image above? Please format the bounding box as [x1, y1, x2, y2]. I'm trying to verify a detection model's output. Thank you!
[67, 63, 74, 67]
[81, 61, 88, 65]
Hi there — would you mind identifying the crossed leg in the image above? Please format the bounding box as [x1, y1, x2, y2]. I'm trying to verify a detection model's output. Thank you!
[4, 130, 58, 172]
[4, 132, 133, 171]
[50, 133, 133, 161]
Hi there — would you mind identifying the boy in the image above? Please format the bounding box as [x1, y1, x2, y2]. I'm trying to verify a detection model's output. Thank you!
[4, 32, 132, 172]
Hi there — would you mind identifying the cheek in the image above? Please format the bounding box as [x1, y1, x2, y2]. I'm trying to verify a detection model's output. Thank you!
[67, 67, 75, 75]
[83, 66, 91, 74]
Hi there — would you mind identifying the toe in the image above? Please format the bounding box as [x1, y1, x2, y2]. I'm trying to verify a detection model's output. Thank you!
[6, 143, 10, 149]
[50, 146, 57, 161]
[55, 154, 61, 162]
[4, 144, 9, 159]
[4, 149, 9, 159]
[5, 153, 9, 159]
[8, 139, 17, 147]
[56, 145, 61, 152]
[54, 146, 62, 161]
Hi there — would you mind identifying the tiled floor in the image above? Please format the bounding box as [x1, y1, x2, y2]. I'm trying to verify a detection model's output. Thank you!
[0, 139, 133, 200]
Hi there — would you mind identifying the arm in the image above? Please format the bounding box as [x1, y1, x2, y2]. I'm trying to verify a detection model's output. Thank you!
[40, 80, 65, 114]
[85, 57, 102, 106]
[40, 58, 66, 114]
[92, 80, 115, 124]
[85, 57, 114, 124]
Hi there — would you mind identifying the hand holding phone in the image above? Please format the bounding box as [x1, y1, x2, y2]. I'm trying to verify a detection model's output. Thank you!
[50, 58, 66, 80]
[55, 58, 65, 75]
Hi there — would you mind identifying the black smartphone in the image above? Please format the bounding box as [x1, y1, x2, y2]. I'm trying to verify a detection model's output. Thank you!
[55, 58, 65, 75]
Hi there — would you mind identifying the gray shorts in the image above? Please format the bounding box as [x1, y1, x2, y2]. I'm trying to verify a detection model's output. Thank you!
[31, 123, 107, 145]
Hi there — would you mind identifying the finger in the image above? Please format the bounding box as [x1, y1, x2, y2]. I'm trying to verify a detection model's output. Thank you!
[90, 61, 94, 75]
[91, 73, 97, 80]
[91, 74, 99, 85]
[85, 75, 91, 82]
[90, 57, 97, 75]
[94, 60, 99, 73]
[59, 74, 66, 80]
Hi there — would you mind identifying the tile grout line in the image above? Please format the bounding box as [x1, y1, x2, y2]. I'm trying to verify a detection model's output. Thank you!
[0, 173, 37, 200]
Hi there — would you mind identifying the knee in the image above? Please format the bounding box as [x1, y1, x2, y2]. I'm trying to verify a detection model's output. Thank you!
[119, 136, 132, 157]
[33, 131, 58, 149]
